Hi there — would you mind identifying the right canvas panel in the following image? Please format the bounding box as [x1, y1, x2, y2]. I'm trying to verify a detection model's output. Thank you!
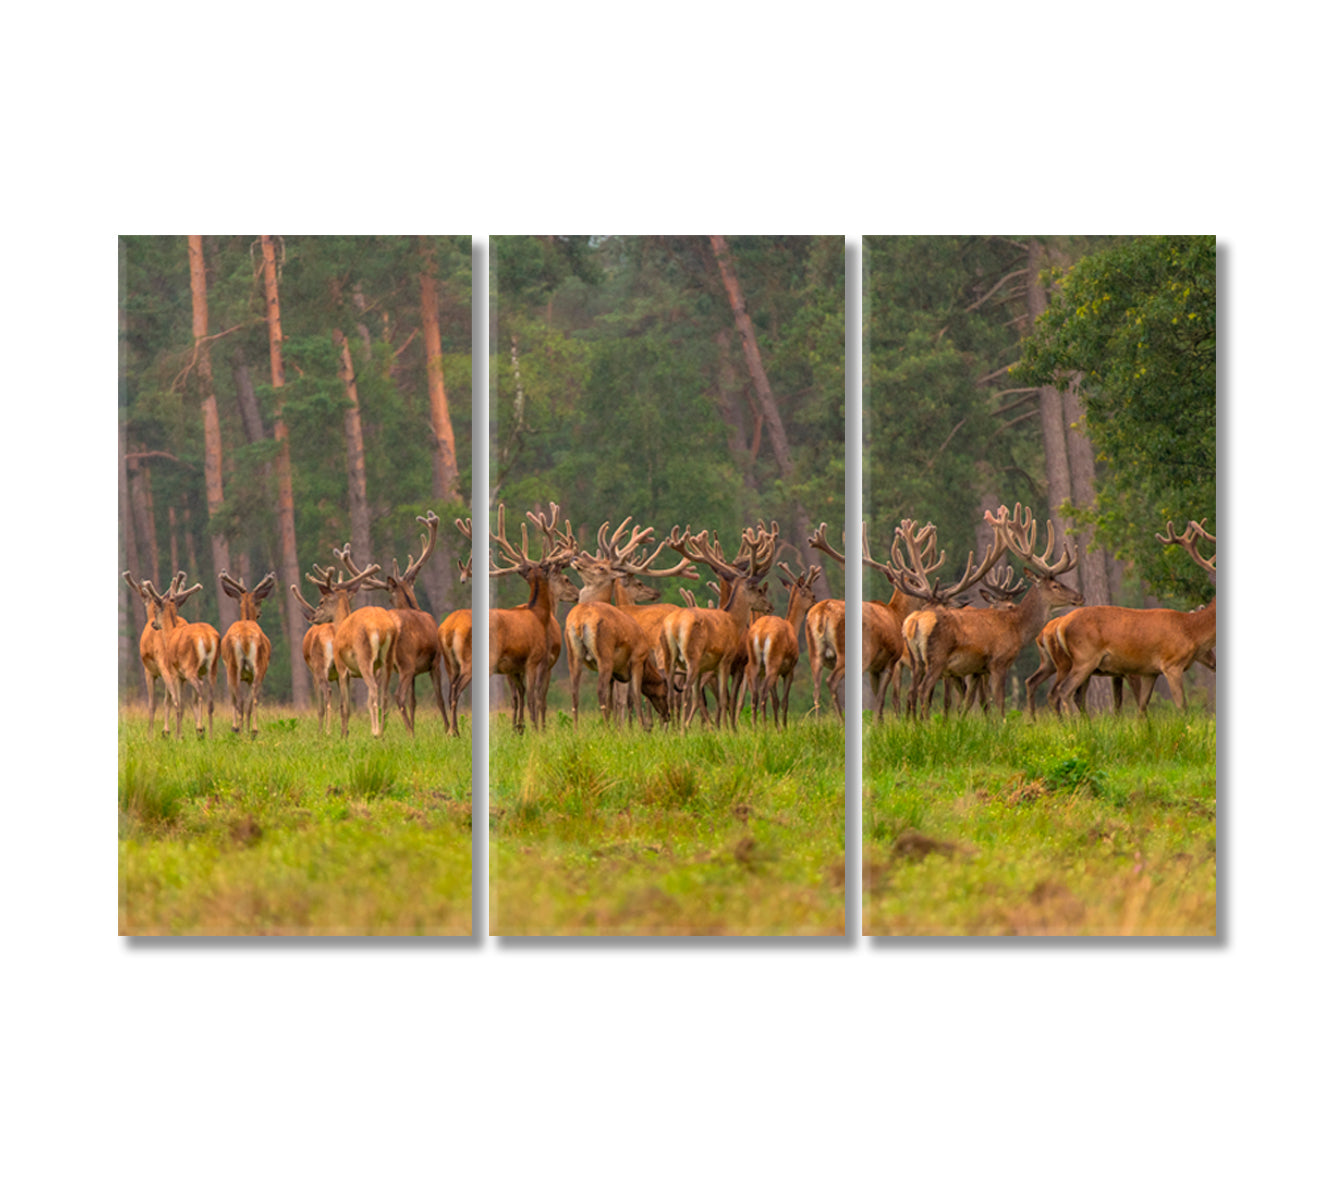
[861, 236, 1216, 936]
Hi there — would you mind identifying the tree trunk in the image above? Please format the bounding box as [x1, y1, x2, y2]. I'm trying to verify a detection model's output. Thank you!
[714, 329, 758, 492]
[1063, 384, 1113, 709]
[129, 453, 159, 585]
[231, 352, 267, 444]
[260, 234, 310, 707]
[709, 235, 823, 591]
[333, 325, 373, 570]
[419, 238, 462, 505]
[187, 236, 235, 627]
[119, 422, 139, 695]
[1027, 240, 1074, 542]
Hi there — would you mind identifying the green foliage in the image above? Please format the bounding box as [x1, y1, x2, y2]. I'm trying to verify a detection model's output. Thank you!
[490, 235, 845, 604]
[1016, 236, 1216, 603]
[119, 236, 473, 699]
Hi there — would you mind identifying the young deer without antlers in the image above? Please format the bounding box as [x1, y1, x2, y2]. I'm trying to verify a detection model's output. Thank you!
[660, 523, 777, 730]
[891, 506, 1082, 719]
[291, 584, 338, 734]
[306, 557, 398, 738]
[489, 504, 577, 733]
[339, 513, 448, 736]
[148, 573, 222, 738]
[219, 570, 276, 736]
[1050, 520, 1216, 716]
[745, 562, 822, 728]
[438, 516, 473, 737]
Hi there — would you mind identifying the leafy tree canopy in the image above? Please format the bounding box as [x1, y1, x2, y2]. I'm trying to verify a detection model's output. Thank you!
[1016, 235, 1216, 602]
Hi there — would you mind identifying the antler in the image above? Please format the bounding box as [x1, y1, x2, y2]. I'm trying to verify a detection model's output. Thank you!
[989, 503, 1078, 578]
[454, 516, 473, 581]
[329, 544, 384, 591]
[808, 522, 845, 566]
[526, 503, 578, 561]
[1157, 519, 1217, 580]
[978, 564, 1025, 605]
[394, 511, 439, 585]
[290, 583, 318, 617]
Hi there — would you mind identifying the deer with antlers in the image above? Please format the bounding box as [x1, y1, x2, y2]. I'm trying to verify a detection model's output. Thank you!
[291, 584, 338, 734]
[1049, 520, 1216, 716]
[336, 513, 448, 736]
[218, 571, 276, 737]
[305, 556, 398, 738]
[659, 522, 778, 730]
[563, 517, 698, 729]
[805, 523, 848, 718]
[125, 572, 196, 738]
[144, 572, 222, 738]
[888, 506, 1082, 719]
[438, 516, 474, 737]
[489, 503, 578, 733]
[745, 562, 822, 728]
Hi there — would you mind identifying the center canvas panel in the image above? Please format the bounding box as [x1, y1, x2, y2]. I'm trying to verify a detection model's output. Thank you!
[488, 235, 846, 936]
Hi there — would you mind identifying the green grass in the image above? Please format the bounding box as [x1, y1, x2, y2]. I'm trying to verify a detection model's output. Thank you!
[118, 704, 473, 935]
[862, 711, 1216, 936]
[488, 709, 846, 936]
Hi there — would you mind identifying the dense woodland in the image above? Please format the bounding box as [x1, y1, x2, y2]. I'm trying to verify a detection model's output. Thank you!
[864, 234, 1216, 707]
[118, 236, 472, 704]
[490, 236, 846, 609]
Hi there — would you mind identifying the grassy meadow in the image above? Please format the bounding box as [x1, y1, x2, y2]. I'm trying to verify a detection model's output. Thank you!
[862, 710, 1216, 936]
[118, 703, 473, 935]
[489, 708, 846, 936]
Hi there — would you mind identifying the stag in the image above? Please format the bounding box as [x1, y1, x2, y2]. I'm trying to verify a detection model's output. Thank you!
[218, 570, 277, 736]
[339, 513, 448, 735]
[291, 584, 338, 734]
[563, 517, 698, 729]
[659, 522, 777, 730]
[745, 563, 822, 728]
[805, 523, 848, 718]
[124, 572, 192, 738]
[305, 556, 398, 738]
[889, 506, 1081, 719]
[1050, 520, 1216, 716]
[488, 503, 577, 733]
[438, 516, 473, 737]
[147, 572, 221, 738]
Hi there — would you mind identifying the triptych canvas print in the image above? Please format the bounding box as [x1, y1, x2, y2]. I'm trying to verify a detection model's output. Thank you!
[118, 234, 1216, 937]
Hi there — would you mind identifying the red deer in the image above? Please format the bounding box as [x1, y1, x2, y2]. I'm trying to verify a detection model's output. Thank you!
[745, 563, 822, 728]
[124, 572, 194, 738]
[218, 570, 277, 736]
[305, 557, 398, 738]
[438, 517, 473, 737]
[148, 573, 222, 738]
[291, 584, 338, 734]
[1051, 519, 1216, 716]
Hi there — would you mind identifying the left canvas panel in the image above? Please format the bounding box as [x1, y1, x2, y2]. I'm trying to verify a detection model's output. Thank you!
[118, 235, 474, 935]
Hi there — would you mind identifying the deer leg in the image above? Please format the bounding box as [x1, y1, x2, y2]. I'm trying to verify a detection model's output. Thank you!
[429, 659, 447, 732]
[144, 668, 159, 737]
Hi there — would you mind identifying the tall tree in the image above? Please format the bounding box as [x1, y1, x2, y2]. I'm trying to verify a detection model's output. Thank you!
[187, 236, 236, 628]
[1017, 235, 1216, 604]
[260, 234, 310, 706]
[420, 237, 463, 506]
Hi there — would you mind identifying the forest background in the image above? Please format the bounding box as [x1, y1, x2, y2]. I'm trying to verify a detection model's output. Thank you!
[117, 235, 473, 707]
[489, 235, 847, 703]
[864, 234, 1217, 709]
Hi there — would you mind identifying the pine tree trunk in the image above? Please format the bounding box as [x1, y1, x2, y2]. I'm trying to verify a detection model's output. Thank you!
[187, 236, 235, 627]
[333, 325, 373, 570]
[709, 235, 823, 592]
[129, 453, 159, 584]
[419, 239, 462, 505]
[1063, 384, 1113, 709]
[1027, 240, 1074, 540]
[119, 422, 138, 694]
[260, 234, 310, 707]
[715, 329, 758, 492]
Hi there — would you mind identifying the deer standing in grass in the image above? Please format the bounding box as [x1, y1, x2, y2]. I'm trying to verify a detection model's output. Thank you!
[563, 519, 696, 729]
[291, 585, 338, 734]
[660, 523, 777, 730]
[125, 572, 183, 738]
[148, 573, 222, 738]
[1050, 519, 1216, 716]
[489, 504, 577, 733]
[891, 505, 1081, 719]
[339, 513, 448, 735]
[805, 524, 849, 719]
[219, 571, 276, 736]
[438, 517, 473, 737]
[305, 558, 398, 738]
[745, 563, 821, 728]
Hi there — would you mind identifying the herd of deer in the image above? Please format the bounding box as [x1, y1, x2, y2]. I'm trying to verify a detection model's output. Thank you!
[123, 502, 1216, 740]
